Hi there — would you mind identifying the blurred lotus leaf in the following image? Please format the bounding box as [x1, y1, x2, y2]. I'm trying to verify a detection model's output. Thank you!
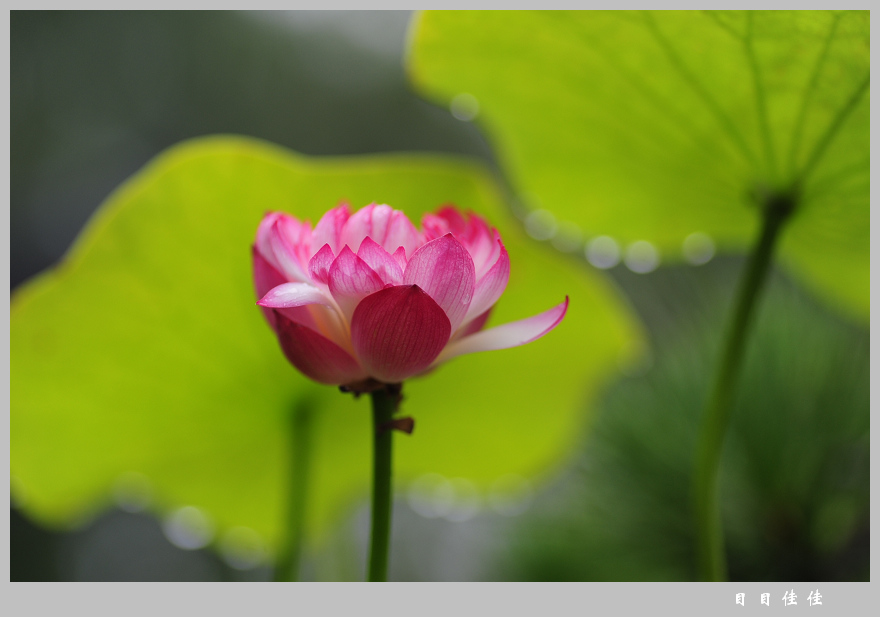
[11, 136, 639, 557]
[502, 275, 869, 581]
[408, 10, 869, 322]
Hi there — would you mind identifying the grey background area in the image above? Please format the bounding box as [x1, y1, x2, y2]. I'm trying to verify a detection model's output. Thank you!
[10, 10, 495, 290]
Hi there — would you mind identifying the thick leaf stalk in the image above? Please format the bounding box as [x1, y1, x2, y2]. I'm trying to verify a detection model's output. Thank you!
[693, 192, 793, 581]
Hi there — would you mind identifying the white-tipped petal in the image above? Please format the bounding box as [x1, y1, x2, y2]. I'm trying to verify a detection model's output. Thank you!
[257, 282, 335, 310]
[434, 297, 568, 364]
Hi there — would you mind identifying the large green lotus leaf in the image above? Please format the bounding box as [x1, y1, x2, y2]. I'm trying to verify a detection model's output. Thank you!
[408, 10, 869, 322]
[11, 136, 639, 557]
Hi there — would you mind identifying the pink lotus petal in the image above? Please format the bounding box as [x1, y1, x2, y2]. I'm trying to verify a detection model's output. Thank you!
[253, 244, 289, 330]
[254, 204, 569, 389]
[351, 285, 452, 383]
[421, 211, 454, 242]
[357, 237, 404, 285]
[467, 223, 502, 279]
[423, 206, 467, 239]
[311, 203, 350, 254]
[435, 297, 569, 364]
[456, 307, 492, 339]
[253, 245, 287, 299]
[257, 282, 344, 344]
[328, 245, 385, 320]
[422, 208, 499, 276]
[274, 305, 324, 336]
[391, 246, 408, 272]
[275, 313, 367, 385]
[340, 203, 379, 252]
[255, 212, 308, 280]
[403, 233, 476, 332]
[369, 204, 394, 242]
[383, 209, 422, 257]
[461, 241, 509, 327]
[268, 217, 311, 283]
[308, 243, 335, 285]
[257, 282, 335, 310]
[255, 212, 282, 259]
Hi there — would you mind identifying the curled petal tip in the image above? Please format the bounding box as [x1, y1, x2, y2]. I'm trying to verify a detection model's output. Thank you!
[434, 295, 569, 364]
[257, 282, 333, 309]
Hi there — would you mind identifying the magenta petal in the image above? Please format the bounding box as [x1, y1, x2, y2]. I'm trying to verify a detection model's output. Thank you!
[383, 209, 422, 257]
[467, 224, 502, 279]
[340, 203, 379, 252]
[462, 241, 509, 327]
[255, 212, 282, 262]
[275, 313, 367, 385]
[253, 245, 287, 299]
[253, 245, 288, 330]
[391, 246, 408, 272]
[308, 244, 335, 285]
[311, 204, 350, 254]
[268, 218, 311, 282]
[435, 297, 569, 364]
[422, 206, 466, 240]
[403, 233, 476, 332]
[357, 237, 404, 285]
[328, 245, 385, 320]
[436, 206, 468, 233]
[351, 285, 451, 383]
[275, 305, 325, 335]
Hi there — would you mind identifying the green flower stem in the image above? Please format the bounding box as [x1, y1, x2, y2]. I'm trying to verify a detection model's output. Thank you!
[274, 400, 314, 582]
[693, 195, 793, 582]
[368, 384, 401, 582]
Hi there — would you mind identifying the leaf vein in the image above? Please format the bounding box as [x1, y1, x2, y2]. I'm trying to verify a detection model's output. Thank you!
[744, 12, 778, 181]
[794, 70, 869, 187]
[785, 12, 843, 180]
[643, 11, 759, 170]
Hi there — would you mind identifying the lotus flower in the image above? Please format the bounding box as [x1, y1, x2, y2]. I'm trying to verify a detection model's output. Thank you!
[253, 203, 568, 388]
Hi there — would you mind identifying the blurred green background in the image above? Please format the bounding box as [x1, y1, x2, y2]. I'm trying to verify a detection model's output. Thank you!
[10, 11, 868, 581]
